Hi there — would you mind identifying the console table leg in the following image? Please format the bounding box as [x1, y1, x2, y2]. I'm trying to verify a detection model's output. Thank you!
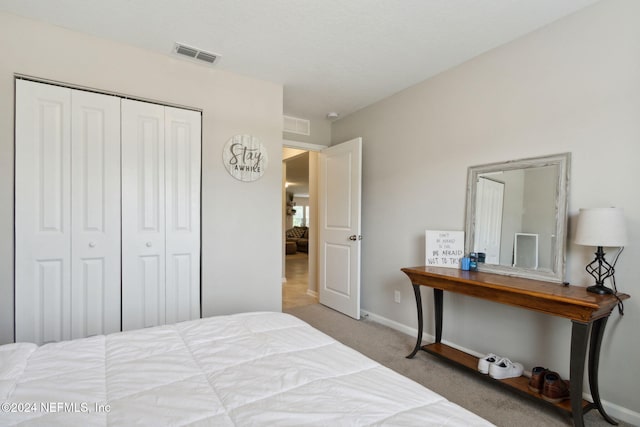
[434, 289, 443, 343]
[407, 284, 423, 359]
[588, 317, 618, 425]
[570, 321, 590, 427]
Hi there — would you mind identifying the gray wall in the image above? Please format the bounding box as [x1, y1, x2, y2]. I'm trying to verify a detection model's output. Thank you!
[497, 171, 524, 265]
[0, 12, 284, 344]
[522, 166, 558, 269]
[332, 0, 640, 420]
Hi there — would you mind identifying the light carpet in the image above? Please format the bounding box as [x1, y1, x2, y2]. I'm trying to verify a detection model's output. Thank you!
[284, 303, 630, 427]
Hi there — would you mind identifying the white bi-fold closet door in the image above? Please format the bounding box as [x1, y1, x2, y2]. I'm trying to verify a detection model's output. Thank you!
[15, 80, 122, 344]
[15, 80, 201, 344]
[121, 99, 201, 331]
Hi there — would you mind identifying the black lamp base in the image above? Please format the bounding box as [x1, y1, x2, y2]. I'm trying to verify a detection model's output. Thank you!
[586, 284, 614, 295]
[584, 246, 616, 295]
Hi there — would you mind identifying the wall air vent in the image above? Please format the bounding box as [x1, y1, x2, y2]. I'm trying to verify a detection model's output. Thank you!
[283, 115, 311, 136]
[173, 43, 220, 65]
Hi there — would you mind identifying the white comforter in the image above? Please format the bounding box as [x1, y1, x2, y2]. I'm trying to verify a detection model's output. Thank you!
[0, 312, 492, 426]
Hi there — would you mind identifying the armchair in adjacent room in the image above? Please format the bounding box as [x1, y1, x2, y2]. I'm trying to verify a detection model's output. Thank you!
[286, 226, 309, 253]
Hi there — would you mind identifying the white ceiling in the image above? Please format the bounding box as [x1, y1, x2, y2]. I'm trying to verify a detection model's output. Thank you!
[0, 0, 599, 122]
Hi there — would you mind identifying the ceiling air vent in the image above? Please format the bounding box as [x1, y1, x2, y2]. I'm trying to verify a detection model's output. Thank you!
[283, 115, 310, 136]
[174, 43, 220, 65]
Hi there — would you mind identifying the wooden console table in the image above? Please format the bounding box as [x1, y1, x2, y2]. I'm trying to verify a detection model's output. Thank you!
[401, 266, 629, 427]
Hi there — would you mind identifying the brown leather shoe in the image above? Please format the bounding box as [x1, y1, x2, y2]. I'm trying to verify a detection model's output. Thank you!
[541, 371, 570, 403]
[528, 366, 548, 393]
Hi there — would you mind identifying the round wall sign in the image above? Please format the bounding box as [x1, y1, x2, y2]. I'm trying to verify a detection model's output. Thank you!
[222, 134, 268, 182]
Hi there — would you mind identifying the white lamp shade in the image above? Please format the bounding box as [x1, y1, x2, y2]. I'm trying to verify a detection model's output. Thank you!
[575, 207, 627, 247]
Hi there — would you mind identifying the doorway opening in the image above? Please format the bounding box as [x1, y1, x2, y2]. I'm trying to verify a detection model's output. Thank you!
[281, 137, 362, 318]
[282, 148, 318, 309]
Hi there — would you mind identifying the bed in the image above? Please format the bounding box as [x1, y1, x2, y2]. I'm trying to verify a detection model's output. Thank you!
[0, 312, 492, 426]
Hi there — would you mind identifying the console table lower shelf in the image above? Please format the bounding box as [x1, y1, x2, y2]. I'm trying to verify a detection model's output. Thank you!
[422, 342, 589, 415]
[401, 266, 629, 427]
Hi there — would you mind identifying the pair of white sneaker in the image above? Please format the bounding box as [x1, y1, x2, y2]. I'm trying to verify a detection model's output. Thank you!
[478, 353, 523, 379]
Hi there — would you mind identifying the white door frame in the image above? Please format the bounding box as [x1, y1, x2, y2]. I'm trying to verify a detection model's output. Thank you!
[283, 140, 328, 152]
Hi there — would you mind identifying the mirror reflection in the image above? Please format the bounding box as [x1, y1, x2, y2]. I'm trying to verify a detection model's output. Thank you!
[474, 166, 557, 269]
[465, 153, 570, 282]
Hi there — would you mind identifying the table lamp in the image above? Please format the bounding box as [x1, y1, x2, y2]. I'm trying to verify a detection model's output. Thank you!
[574, 207, 627, 295]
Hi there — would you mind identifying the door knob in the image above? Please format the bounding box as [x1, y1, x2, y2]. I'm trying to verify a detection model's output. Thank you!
[89, 242, 96, 248]
[146, 242, 152, 247]
[349, 235, 362, 241]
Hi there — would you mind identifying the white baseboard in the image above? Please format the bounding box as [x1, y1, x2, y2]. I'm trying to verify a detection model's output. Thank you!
[359, 309, 640, 426]
[360, 309, 433, 344]
[360, 309, 484, 359]
[596, 400, 640, 427]
[306, 289, 318, 298]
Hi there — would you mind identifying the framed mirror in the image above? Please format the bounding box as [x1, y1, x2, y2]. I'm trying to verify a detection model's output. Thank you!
[464, 153, 570, 282]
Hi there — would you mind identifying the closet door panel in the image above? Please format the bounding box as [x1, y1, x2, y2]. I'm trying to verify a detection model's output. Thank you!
[15, 80, 72, 344]
[70, 90, 121, 338]
[141, 255, 163, 327]
[122, 99, 166, 331]
[165, 107, 201, 324]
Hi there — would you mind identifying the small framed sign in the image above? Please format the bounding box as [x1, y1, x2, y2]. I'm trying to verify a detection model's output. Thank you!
[222, 134, 268, 182]
[425, 230, 465, 268]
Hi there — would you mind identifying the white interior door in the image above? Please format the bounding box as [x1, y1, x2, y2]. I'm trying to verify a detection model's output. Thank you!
[474, 177, 504, 264]
[121, 99, 166, 331]
[70, 90, 121, 338]
[318, 137, 362, 319]
[16, 81, 200, 340]
[15, 80, 122, 344]
[164, 106, 201, 324]
[15, 80, 72, 344]
[122, 101, 201, 330]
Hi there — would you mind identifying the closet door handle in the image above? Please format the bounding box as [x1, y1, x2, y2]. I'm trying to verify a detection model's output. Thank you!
[89, 242, 96, 248]
[146, 242, 152, 247]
